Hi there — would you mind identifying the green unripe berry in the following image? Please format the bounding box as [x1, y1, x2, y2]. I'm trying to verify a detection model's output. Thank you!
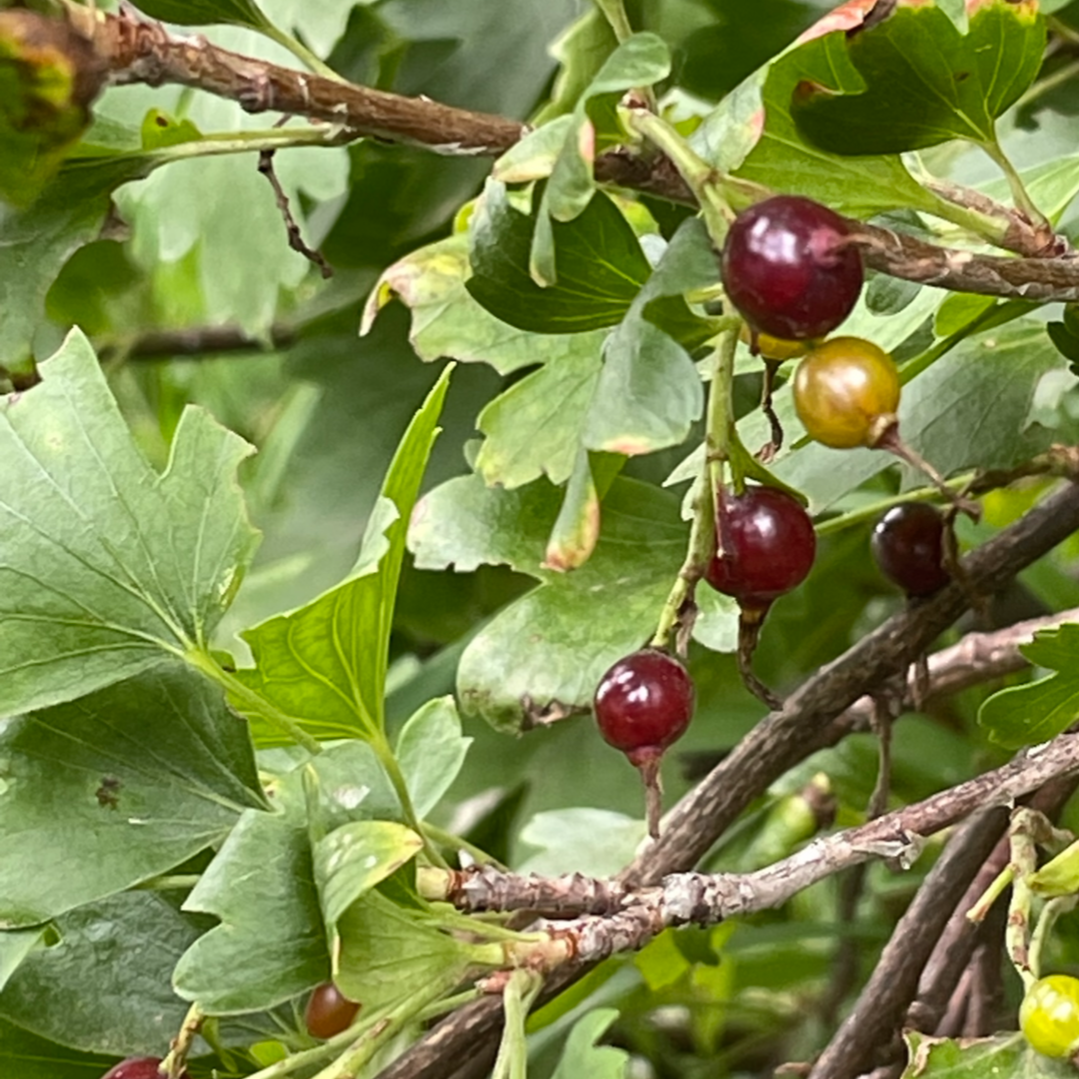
[1020, 974, 1079, 1059]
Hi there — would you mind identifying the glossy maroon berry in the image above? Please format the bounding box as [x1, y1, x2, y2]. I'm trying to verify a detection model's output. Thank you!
[706, 486, 816, 607]
[101, 1058, 187, 1079]
[305, 981, 360, 1040]
[871, 503, 951, 597]
[593, 649, 694, 765]
[721, 195, 863, 340]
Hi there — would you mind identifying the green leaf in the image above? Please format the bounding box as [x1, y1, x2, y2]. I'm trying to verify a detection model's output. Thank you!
[127, 0, 272, 29]
[550, 1009, 629, 1079]
[139, 108, 203, 150]
[466, 181, 652, 334]
[583, 220, 711, 457]
[0, 928, 44, 994]
[704, 23, 938, 216]
[412, 476, 686, 732]
[395, 696, 472, 817]
[0, 12, 103, 206]
[791, 2, 1045, 154]
[173, 810, 327, 1015]
[0, 330, 259, 717]
[0, 1018, 115, 1079]
[362, 233, 609, 377]
[234, 368, 452, 742]
[900, 1030, 1074, 1078]
[0, 892, 201, 1056]
[333, 890, 481, 1010]
[978, 623, 1079, 749]
[0, 663, 265, 927]
[1028, 838, 1079, 897]
[314, 821, 423, 928]
[173, 740, 405, 1014]
[475, 346, 604, 488]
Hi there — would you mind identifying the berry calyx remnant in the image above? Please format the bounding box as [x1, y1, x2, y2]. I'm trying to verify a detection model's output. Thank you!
[793, 336, 900, 450]
[305, 981, 361, 1040]
[594, 648, 695, 839]
[871, 502, 951, 597]
[722, 195, 863, 341]
[100, 1058, 188, 1079]
[705, 485, 816, 708]
[1020, 974, 1079, 1059]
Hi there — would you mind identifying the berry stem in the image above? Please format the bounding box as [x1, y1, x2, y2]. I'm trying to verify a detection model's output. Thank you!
[874, 426, 980, 519]
[162, 1002, 203, 1079]
[737, 610, 782, 710]
[625, 110, 765, 249]
[650, 330, 739, 652]
[636, 752, 664, 840]
[1029, 895, 1079, 982]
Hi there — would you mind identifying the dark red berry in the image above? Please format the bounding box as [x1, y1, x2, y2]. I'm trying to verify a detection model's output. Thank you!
[593, 649, 694, 764]
[305, 981, 360, 1040]
[101, 1058, 187, 1079]
[871, 503, 951, 597]
[706, 486, 816, 608]
[594, 649, 695, 840]
[721, 195, 863, 340]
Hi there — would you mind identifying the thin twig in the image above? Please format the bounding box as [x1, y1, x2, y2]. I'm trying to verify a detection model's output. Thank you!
[257, 148, 333, 277]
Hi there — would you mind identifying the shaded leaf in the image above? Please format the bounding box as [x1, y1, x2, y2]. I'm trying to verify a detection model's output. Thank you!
[543, 448, 602, 571]
[0, 1018, 115, 1079]
[0, 330, 258, 717]
[0, 892, 200, 1056]
[792, 2, 1044, 154]
[0, 928, 44, 994]
[333, 890, 482, 1010]
[0, 663, 265, 927]
[362, 232, 607, 377]
[466, 181, 651, 334]
[173, 810, 327, 1015]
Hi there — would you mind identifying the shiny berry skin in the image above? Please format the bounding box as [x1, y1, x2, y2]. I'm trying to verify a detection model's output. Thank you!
[1020, 974, 1079, 1058]
[305, 981, 361, 1040]
[793, 336, 900, 449]
[721, 195, 863, 340]
[706, 486, 816, 607]
[101, 1059, 187, 1079]
[593, 649, 694, 765]
[871, 503, 950, 597]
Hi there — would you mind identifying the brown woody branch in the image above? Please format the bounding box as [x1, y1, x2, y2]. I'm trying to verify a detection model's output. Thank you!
[61, 4, 1079, 303]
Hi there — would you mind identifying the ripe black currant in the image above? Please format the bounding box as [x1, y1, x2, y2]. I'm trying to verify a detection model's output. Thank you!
[722, 195, 863, 341]
[594, 649, 695, 839]
[871, 503, 951, 597]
